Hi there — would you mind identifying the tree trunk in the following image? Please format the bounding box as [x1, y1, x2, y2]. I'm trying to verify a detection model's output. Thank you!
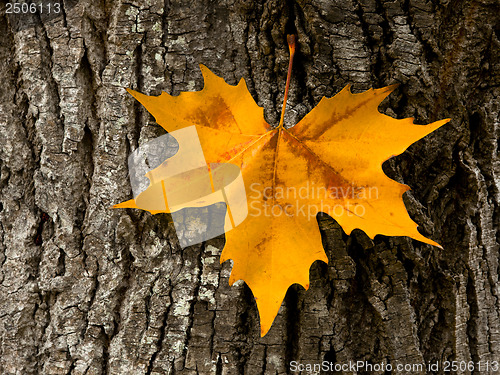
[0, 0, 498, 374]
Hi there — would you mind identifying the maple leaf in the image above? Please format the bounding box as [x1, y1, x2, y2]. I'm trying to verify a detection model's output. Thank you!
[114, 36, 449, 336]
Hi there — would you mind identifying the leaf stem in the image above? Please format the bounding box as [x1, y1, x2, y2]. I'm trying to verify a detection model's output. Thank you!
[278, 34, 296, 129]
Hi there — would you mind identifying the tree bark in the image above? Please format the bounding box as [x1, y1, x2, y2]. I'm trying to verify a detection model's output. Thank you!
[0, 0, 499, 374]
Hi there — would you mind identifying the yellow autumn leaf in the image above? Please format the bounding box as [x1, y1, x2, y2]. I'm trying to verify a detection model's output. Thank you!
[114, 40, 449, 336]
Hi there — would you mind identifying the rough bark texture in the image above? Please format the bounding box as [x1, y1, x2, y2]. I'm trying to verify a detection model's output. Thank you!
[0, 0, 499, 374]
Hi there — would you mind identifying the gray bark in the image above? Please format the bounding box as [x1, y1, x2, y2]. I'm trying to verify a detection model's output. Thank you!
[0, 0, 499, 374]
